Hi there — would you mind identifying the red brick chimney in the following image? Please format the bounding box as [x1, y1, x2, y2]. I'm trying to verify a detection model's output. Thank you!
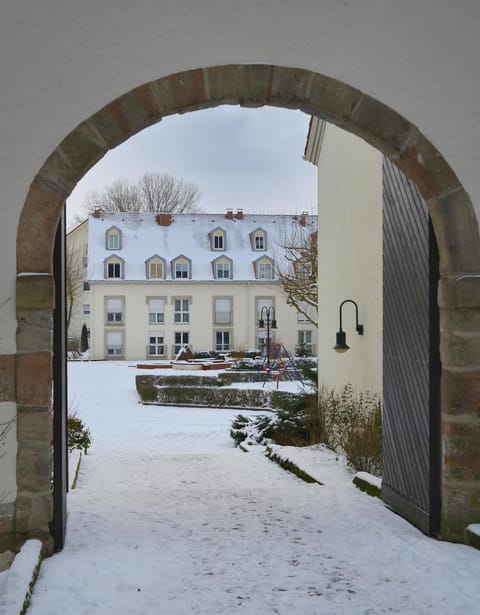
[225, 209, 234, 220]
[156, 213, 172, 226]
[236, 209, 244, 220]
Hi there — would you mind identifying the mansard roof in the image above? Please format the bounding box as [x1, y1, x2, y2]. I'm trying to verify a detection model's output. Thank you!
[87, 211, 317, 282]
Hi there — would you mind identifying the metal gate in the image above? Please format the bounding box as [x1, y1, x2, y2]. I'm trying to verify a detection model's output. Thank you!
[382, 158, 441, 536]
[51, 209, 68, 550]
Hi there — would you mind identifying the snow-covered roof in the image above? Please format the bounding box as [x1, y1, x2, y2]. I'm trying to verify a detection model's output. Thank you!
[87, 211, 317, 282]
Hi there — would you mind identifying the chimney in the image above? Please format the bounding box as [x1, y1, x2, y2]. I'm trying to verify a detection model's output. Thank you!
[156, 213, 172, 226]
[299, 214, 306, 227]
[225, 209, 234, 220]
[92, 209, 103, 218]
[236, 209, 244, 220]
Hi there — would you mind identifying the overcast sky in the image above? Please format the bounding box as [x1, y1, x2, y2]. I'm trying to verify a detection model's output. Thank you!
[66, 106, 317, 225]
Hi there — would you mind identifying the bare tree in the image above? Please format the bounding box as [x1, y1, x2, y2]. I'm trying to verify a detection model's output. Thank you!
[81, 172, 201, 215]
[275, 219, 318, 328]
[66, 242, 86, 336]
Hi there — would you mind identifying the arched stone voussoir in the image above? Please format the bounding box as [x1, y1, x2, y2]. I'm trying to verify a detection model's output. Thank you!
[17, 180, 65, 274]
[428, 188, 480, 276]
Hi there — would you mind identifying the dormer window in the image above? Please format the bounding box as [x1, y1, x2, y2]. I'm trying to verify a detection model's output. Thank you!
[105, 226, 122, 250]
[250, 228, 267, 251]
[145, 255, 166, 279]
[254, 256, 275, 280]
[212, 255, 233, 280]
[210, 228, 226, 251]
[104, 255, 125, 279]
[171, 255, 192, 279]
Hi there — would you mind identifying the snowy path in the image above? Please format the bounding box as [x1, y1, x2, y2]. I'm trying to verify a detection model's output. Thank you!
[27, 362, 480, 615]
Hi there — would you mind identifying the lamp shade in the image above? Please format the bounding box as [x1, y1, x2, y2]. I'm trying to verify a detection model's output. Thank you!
[333, 330, 350, 353]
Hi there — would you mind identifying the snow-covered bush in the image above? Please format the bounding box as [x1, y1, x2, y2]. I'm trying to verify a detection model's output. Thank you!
[67, 414, 92, 454]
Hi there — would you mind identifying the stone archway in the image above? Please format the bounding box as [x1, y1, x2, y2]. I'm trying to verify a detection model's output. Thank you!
[13, 64, 480, 551]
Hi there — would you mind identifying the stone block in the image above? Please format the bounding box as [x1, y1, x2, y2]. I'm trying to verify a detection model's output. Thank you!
[16, 353, 52, 406]
[204, 64, 271, 108]
[302, 73, 362, 124]
[17, 182, 64, 273]
[16, 275, 54, 311]
[440, 330, 480, 369]
[464, 525, 480, 550]
[439, 306, 480, 336]
[16, 323, 53, 353]
[442, 370, 480, 419]
[58, 121, 108, 182]
[154, 68, 208, 115]
[428, 189, 480, 275]
[14, 491, 52, 534]
[90, 101, 132, 149]
[438, 275, 480, 309]
[393, 132, 461, 200]
[17, 408, 52, 443]
[38, 148, 76, 196]
[0, 354, 15, 402]
[16, 440, 52, 492]
[115, 83, 165, 138]
[347, 94, 415, 157]
[269, 66, 314, 110]
[442, 481, 480, 541]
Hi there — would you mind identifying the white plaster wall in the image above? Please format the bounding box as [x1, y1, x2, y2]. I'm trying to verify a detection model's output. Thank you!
[89, 281, 311, 361]
[317, 124, 382, 395]
[1, 2, 480, 355]
[0, 403, 17, 504]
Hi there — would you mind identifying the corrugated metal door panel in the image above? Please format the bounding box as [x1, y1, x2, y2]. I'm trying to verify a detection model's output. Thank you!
[382, 158, 440, 535]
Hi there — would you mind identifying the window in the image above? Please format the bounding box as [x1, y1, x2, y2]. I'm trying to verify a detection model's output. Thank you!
[106, 227, 122, 250]
[297, 301, 316, 323]
[83, 256, 88, 268]
[298, 330, 314, 355]
[148, 332, 165, 356]
[175, 262, 188, 278]
[214, 298, 232, 325]
[148, 298, 165, 324]
[146, 256, 165, 279]
[108, 262, 120, 278]
[210, 228, 226, 251]
[215, 331, 231, 351]
[83, 281, 90, 291]
[106, 331, 123, 357]
[254, 257, 274, 279]
[104, 255, 124, 279]
[171, 255, 192, 279]
[82, 304, 90, 316]
[174, 299, 189, 323]
[251, 228, 267, 251]
[106, 298, 123, 324]
[174, 331, 189, 355]
[212, 256, 233, 280]
[216, 262, 230, 279]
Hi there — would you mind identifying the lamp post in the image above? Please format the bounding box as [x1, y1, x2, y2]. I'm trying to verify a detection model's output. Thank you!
[333, 299, 364, 353]
[258, 305, 277, 364]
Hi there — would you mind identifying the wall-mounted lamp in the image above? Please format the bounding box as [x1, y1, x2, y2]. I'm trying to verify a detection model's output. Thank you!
[333, 299, 364, 353]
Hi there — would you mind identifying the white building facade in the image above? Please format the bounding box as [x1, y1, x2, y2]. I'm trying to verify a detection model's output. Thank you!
[78, 210, 317, 361]
[304, 118, 383, 396]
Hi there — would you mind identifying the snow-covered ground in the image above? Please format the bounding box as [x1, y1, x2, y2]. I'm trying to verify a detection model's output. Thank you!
[24, 361, 480, 614]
